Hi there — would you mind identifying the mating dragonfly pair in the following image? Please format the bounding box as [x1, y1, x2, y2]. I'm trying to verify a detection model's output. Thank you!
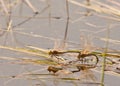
[48, 50, 99, 74]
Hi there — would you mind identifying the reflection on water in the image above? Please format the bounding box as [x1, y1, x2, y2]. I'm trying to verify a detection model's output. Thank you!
[0, 0, 120, 86]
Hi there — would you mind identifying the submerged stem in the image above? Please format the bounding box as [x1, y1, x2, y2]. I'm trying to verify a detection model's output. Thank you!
[63, 0, 70, 45]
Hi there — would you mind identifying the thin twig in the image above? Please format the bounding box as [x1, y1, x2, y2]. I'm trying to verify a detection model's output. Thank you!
[12, 5, 49, 28]
[63, 0, 70, 45]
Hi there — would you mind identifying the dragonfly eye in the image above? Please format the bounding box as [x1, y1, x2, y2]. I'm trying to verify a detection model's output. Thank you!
[47, 66, 63, 73]
[77, 53, 85, 61]
[49, 50, 59, 55]
[52, 50, 59, 54]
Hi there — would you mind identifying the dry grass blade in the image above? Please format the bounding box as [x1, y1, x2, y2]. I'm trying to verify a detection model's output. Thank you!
[68, 0, 120, 17]
[0, 56, 19, 61]
[0, 45, 49, 58]
[26, 45, 49, 54]
[0, 0, 8, 14]
[24, 0, 38, 13]
[100, 38, 120, 45]
[93, 0, 120, 16]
